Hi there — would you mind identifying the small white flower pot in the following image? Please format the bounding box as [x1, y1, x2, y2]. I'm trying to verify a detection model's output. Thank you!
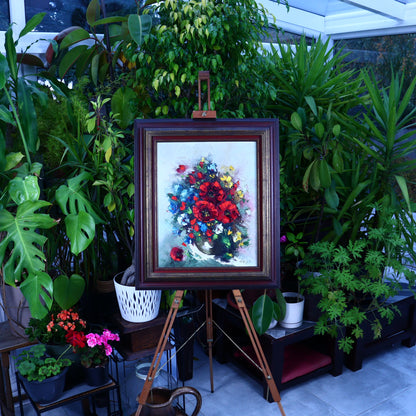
[280, 292, 304, 329]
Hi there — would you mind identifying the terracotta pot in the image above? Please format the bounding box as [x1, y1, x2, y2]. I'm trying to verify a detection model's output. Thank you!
[95, 279, 115, 294]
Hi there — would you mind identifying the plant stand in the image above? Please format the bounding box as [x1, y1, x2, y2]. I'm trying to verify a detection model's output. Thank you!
[345, 289, 416, 371]
[212, 297, 343, 398]
[16, 357, 122, 415]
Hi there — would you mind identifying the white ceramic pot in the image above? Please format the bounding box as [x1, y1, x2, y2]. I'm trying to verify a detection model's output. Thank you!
[280, 292, 304, 329]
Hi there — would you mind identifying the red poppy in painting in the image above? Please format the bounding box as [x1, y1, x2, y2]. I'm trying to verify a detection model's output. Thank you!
[199, 181, 225, 203]
[217, 201, 240, 223]
[176, 164, 187, 173]
[170, 247, 184, 261]
[188, 174, 196, 185]
[192, 200, 218, 223]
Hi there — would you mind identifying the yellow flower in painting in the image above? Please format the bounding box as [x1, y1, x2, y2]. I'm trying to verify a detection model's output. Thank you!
[221, 175, 233, 188]
[228, 165, 235, 172]
[228, 229, 233, 235]
[237, 190, 244, 199]
[233, 231, 242, 242]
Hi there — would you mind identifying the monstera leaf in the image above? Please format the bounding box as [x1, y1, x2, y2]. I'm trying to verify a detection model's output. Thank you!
[20, 271, 53, 319]
[53, 274, 85, 310]
[0, 200, 57, 286]
[56, 172, 102, 255]
[65, 211, 96, 256]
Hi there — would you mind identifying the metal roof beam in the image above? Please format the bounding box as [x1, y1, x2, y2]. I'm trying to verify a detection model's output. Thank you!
[260, 1, 326, 38]
[342, 0, 405, 21]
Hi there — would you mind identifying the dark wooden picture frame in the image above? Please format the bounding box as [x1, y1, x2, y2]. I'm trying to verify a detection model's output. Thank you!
[134, 119, 280, 289]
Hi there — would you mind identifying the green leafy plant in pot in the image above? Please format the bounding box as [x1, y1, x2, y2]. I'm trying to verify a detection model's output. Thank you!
[15, 344, 72, 403]
[298, 211, 416, 353]
[0, 13, 87, 322]
[250, 289, 287, 335]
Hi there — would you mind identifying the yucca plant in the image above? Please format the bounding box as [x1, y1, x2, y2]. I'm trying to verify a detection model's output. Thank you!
[265, 36, 366, 241]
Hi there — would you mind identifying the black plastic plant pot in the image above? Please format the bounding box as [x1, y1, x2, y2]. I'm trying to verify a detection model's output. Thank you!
[19, 367, 68, 404]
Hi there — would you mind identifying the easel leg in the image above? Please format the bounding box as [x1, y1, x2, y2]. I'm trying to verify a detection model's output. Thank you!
[205, 290, 214, 393]
[232, 290, 286, 416]
[135, 290, 184, 416]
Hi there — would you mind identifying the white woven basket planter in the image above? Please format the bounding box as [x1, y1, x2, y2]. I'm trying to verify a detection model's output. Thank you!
[114, 274, 161, 323]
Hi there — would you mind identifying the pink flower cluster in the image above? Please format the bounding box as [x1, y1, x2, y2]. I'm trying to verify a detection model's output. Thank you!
[85, 330, 120, 356]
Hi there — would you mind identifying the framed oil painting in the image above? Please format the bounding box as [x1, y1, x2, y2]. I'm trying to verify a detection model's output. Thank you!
[134, 119, 280, 289]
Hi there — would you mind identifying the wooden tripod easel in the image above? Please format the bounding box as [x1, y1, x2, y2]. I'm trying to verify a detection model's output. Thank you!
[135, 289, 286, 416]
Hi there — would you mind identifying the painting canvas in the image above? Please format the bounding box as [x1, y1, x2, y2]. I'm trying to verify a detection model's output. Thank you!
[157, 140, 258, 268]
[135, 119, 280, 289]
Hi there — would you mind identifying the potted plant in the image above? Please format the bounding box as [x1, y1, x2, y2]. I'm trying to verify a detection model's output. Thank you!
[15, 344, 72, 403]
[298, 212, 416, 354]
[66, 328, 120, 386]
[26, 306, 87, 352]
[0, 13, 91, 326]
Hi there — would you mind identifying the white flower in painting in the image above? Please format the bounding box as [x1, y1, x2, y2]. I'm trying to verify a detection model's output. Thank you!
[214, 223, 223, 234]
[177, 213, 188, 226]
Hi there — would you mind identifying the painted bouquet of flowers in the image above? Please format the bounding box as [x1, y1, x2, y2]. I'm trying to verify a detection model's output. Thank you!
[168, 157, 250, 263]
[66, 329, 120, 368]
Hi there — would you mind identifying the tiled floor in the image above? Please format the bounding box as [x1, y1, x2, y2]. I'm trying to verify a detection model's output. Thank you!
[16, 338, 416, 416]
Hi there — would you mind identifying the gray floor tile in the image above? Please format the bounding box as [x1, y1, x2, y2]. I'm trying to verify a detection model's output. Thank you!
[15, 341, 416, 416]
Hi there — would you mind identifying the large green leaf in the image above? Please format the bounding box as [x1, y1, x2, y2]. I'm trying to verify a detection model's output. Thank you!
[0, 200, 57, 285]
[59, 44, 90, 79]
[250, 294, 274, 335]
[86, 0, 101, 27]
[19, 12, 46, 38]
[60, 28, 91, 50]
[111, 86, 137, 129]
[20, 271, 53, 319]
[5, 27, 17, 82]
[17, 78, 38, 153]
[64, 211, 95, 255]
[8, 175, 41, 205]
[0, 104, 15, 124]
[55, 172, 101, 221]
[0, 54, 9, 89]
[53, 274, 85, 310]
[128, 14, 152, 46]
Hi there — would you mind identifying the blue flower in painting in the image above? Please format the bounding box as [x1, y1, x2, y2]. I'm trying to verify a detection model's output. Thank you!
[199, 222, 208, 233]
[169, 201, 179, 214]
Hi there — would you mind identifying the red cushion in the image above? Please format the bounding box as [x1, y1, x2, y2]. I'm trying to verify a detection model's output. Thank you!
[282, 343, 332, 383]
[234, 343, 332, 384]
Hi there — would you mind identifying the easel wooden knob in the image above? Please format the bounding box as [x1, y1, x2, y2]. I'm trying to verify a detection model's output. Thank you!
[192, 71, 217, 119]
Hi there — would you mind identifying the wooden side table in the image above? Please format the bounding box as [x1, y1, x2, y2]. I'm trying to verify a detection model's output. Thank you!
[0, 321, 36, 416]
[212, 298, 343, 399]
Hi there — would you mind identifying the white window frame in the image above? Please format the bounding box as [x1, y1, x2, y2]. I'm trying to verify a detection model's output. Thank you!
[1, 0, 59, 55]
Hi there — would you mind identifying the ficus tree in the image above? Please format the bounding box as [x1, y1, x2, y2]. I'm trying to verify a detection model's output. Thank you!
[130, 0, 280, 119]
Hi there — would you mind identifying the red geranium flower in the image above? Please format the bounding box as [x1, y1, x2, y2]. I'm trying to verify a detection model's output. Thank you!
[199, 181, 225, 203]
[217, 201, 240, 223]
[192, 200, 218, 223]
[66, 330, 87, 348]
[176, 164, 187, 173]
[170, 247, 184, 261]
